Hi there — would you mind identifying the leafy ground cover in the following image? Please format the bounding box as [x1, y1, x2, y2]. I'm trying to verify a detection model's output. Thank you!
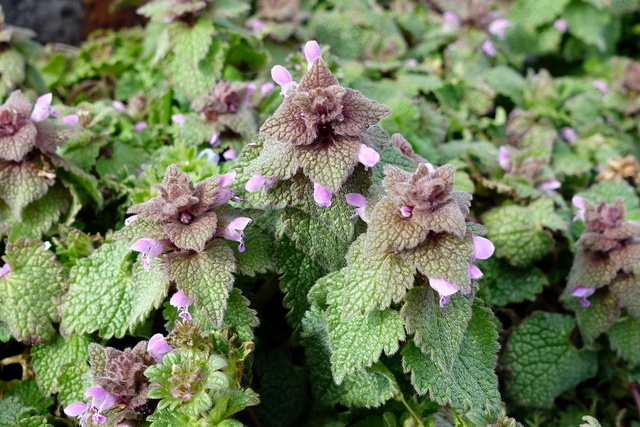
[1, 0, 640, 426]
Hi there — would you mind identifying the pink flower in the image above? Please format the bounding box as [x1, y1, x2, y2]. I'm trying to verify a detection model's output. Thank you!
[222, 148, 237, 161]
[64, 401, 89, 417]
[112, 100, 127, 113]
[313, 183, 332, 207]
[429, 278, 459, 307]
[560, 127, 578, 144]
[131, 238, 164, 270]
[209, 131, 221, 146]
[30, 93, 55, 122]
[537, 179, 561, 195]
[482, 39, 497, 57]
[171, 114, 186, 125]
[553, 18, 568, 33]
[442, 11, 460, 31]
[260, 82, 275, 97]
[0, 263, 10, 278]
[488, 19, 511, 40]
[571, 286, 596, 307]
[572, 195, 586, 222]
[134, 121, 147, 132]
[346, 193, 368, 222]
[496, 146, 511, 172]
[124, 215, 138, 226]
[197, 148, 220, 163]
[251, 19, 265, 33]
[245, 174, 276, 193]
[271, 65, 297, 95]
[472, 236, 495, 260]
[400, 205, 413, 218]
[592, 80, 609, 96]
[170, 290, 195, 320]
[210, 171, 236, 206]
[357, 144, 380, 170]
[219, 217, 252, 252]
[62, 114, 80, 125]
[147, 333, 172, 363]
[304, 40, 322, 68]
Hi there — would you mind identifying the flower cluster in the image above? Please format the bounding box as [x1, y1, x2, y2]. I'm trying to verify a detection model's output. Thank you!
[567, 197, 640, 308]
[126, 165, 251, 258]
[244, 41, 390, 207]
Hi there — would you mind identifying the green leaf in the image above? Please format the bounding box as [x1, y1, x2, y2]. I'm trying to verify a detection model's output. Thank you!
[0, 239, 66, 344]
[301, 309, 399, 408]
[610, 275, 640, 319]
[128, 258, 171, 332]
[233, 223, 276, 277]
[577, 180, 640, 213]
[401, 286, 473, 372]
[0, 162, 50, 218]
[402, 302, 500, 410]
[146, 409, 194, 426]
[62, 240, 134, 338]
[169, 18, 214, 68]
[480, 258, 548, 306]
[222, 289, 259, 343]
[0, 380, 54, 415]
[0, 49, 26, 87]
[0, 397, 36, 427]
[31, 334, 90, 396]
[58, 363, 90, 405]
[342, 234, 415, 318]
[482, 199, 565, 266]
[565, 2, 609, 51]
[608, 316, 640, 364]
[5, 183, 70, 241]
[0, 321, 11, 342]
[164, 240, 236, 327]
[503, 312, 597, 407]
[575, 291, 620, 344]
[276, 238, 326, 329]
[17, 417, 54, 427]
[483, 66, 526, 105]
[508, 0, 571, 29]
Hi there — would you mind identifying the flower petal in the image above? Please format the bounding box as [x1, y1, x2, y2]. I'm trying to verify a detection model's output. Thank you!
[64, 402, 89, 417]
[134, 121, 148, 132]
[30, 93, 53, 122]
[271, 65, 293, 86]
[228, 217, 252, 231]
[170, 290, 194, 310]
[0, 264, 10, 278]
[357, 144, 380, 169]
[171, 114, 185, 124]
[345, 193, 366, 208]
[246, 175, 267, 192]
[497, 146, 511, 172]
[222, 149, 237, 160]
[473, 236, 495, 260]
[429, 277, 459, 297]
[469, 264, 483, 279]
[571, 286, 596, 298]
[313, 183, 332, 207]
[62, 114, 80, 125]
[148, 333, 172, 362]
[219, 171, 236, 188]
[304, 40, 322, 66]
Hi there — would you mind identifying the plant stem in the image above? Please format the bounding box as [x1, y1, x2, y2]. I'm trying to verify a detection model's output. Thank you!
[629, 381, 640, 420]
[397, 393, 425, 427]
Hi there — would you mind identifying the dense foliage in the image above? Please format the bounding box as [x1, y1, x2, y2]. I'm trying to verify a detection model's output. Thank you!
[1, 0, 640, 426]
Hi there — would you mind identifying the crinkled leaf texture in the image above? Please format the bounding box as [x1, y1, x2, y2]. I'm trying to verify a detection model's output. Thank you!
[608, 315, 640, 364]
[575, 291, 620, 344]
[0, 161, 51, 219]
[164, 239, 236, 327]
[0, 239, 66, 344]
[128, 258, 171, 332]
[402, 302, 501, 411]
[31, 334, 90, 397]
[342, 234, 415, 319]
[480, 257, 548, 306]
[401, 286, 474, 372]
[503, 312, 597, 407]
[482, 198, 565, 266]
[62, 240, 135, 338]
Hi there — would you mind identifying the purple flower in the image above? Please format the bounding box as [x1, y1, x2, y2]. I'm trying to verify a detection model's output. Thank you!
[488, 19, 511, 40]
[86, 387, 119, 413]
[572, 195, 586, 222]
[112, 100, 127, 113]
[134, 121, 148, 132]
[482, 39, 497, 57]
[222, 148, 237, 161]
[271, 65, 297, 95]
[553, 18, 568, 33]
[30, 93, 56, 122]
[131, 238, 164, 270]
[170, 290, 194, 320]
[571, 286, 596, 307]
[357, 144, 380, 170]
[245, 174, 276, 193]
[124, 215, 138, 226]
[250, 19, 265, 33]
[560, 127, 578, 144]
[346, 193, 368, 222]
[64, 401, 89, 417]
[62, 114, 80, 125]
[472, 236, 495, 261]
[147, 333, 172, 363]
[219, 217, 252, 252]
[65, 386, 121, 425]
[400, 205, 413, 218]
[592, 80, 609, 96]
[0, 263, 10, 278]
[171, 114, 186, 125]
[313, 183, 332, 207]
[429, 278, 459, 307]
[260, 82, 275, 97]
[442, 11, 460, 31]
[496, 146, 511, 172]
[197, 148, 220, 163]
[469, 264, 483, 279]
[537, 179, 561, 195]
[304, 40, 322, 68]
[209, 131, 221, 146]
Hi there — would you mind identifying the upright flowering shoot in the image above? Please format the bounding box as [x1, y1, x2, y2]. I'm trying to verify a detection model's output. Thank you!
[565, 197, 640, 323]
[122, 165, 252, 327]
[242, 40, 390, 208]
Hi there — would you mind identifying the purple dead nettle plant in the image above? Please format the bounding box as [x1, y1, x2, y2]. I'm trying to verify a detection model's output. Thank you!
[243, 40, 390, 207]
[496, 145, 561, 195]
[565, 197, 640, 310]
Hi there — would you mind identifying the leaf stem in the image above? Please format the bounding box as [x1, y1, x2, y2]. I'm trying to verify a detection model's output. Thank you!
[629, 381, 640, 419]
[396, 392, 425, 427]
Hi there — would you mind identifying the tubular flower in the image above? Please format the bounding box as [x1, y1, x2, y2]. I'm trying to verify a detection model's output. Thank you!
[170, 289, 195, 320]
